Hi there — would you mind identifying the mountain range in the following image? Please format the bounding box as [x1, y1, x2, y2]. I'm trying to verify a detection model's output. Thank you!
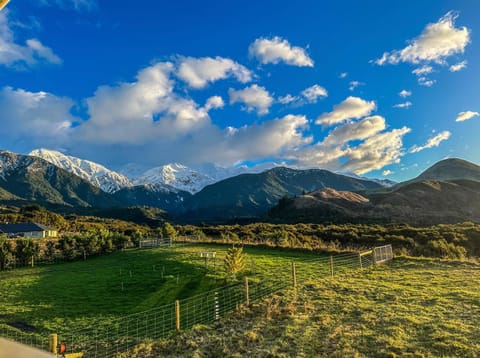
[269, 158, 480, 225]
[1, 148, 479, 225]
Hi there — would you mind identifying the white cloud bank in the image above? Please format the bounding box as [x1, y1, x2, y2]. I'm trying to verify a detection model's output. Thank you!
[375, 11, 470, 65]
[410, 131, 451, 153]
[0, 11, 62, 68]
[248, 36, 314, 67]
[455, 111, 478, 122]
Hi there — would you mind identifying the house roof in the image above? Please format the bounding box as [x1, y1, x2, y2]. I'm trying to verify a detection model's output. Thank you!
[0, 223, 51, 234]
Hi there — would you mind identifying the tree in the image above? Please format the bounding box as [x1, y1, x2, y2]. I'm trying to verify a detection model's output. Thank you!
[0, 235, 13, 270]
[15, 239, 40, 267]
[162, 222, 177, 241]
[44, 240, 56, 261]
[224, 246, 246, 280]
[57, 235, 77, 261]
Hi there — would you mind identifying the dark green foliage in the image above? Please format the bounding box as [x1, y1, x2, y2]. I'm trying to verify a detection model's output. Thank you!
[0, 235, 13, 270]
[15, 239, 40, 266]
[57, 235, 77, 261]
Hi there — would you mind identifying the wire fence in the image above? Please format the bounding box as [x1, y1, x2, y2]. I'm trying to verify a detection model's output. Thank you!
[0, 245, 392, 357]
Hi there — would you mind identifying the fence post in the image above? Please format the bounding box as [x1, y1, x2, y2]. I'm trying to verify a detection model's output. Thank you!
[48, 333, 57, 354]
[31, 256, 34, 268]
[358, 253, 362, 269]
[291, 261, 297, 288]
[175, 300, 180, 332]
[329, 255, 334, 277]
[244, 277, 249, 305]
[372, 248, 377, 265]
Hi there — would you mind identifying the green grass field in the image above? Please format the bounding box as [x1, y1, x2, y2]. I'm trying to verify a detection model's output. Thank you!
[2, 244, 479, 357]
[136, 257, 480, 358]
[0, 244, 322, 337]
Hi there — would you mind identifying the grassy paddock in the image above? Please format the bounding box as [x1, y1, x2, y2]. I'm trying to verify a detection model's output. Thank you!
[0, 244, 322, 337]
[132, 257, 480, 357]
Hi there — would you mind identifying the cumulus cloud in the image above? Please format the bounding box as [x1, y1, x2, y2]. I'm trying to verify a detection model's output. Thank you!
[455, 111, 478, 122]
[449, 60, 467, 72]
[393, 101, 412, 109]
[418, 77, 436, 87]
[177, 56, 252, 89]
[375, 11, 470, 65]
[382, 170, 393, 176]
[0, 86, 75, 149]
[410, 131, 451, 153]
[0, 11, 62, 68]
[289, 118, 410, 175]
[339, 72, 348, 78]
[399, 90, 412, 98]
[316, 96, 376, 127]
[248, 36, 314, 67]
[228, 84, 274, 115]
[204, 96, 224, 111]
[301, 84, 328, 103]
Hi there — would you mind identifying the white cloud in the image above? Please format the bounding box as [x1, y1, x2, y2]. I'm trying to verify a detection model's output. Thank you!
[455, 111, 479, 122]
[339, 72, 348, 78]
[301, 84, 328, 103]
[375, 11, 470, 65]
[412, 65, 433, 76]
[393, 101, 412, 109]
[0, 11, 62, 68]
[348, 80, 363, 91]
[399, 90, 412, 98]
[289, 120, 410, 175]
[449, 60, 467, 72]
[0, 86, 75, 148]
[177, 56, 252, 89]
[278, 94, 298, 104]
[228, 84, 274, 115]
[410, 131, 451, 153]
[417, 77, 436, 87]
[204, 96, 224, 111]
[382, 170, 393, 176]
[248, 36, 314, 67]
[316, 96, 376, 127]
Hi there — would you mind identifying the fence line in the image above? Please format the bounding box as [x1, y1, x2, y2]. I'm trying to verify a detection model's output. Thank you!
[0, 244, 393, 357]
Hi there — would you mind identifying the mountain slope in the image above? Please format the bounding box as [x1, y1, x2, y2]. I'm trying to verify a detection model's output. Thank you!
[29, 149, 132, 193]
[181, 167, 384, 221]
[415, 158, 480, 182]
[0, 150, 118, 207]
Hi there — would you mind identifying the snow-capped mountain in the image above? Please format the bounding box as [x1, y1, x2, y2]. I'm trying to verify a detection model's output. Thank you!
[133, 163, 215, 194]
[28, 149, 133, 193]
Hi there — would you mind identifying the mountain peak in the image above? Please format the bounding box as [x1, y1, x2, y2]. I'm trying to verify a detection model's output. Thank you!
[416, 158, 480, 182]
[28, 148, 132, 193]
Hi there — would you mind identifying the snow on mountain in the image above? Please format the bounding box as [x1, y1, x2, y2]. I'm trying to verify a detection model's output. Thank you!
[133, 163, 214, 194]
[132, 162, 285, 194]
[28, 149, 133, 193]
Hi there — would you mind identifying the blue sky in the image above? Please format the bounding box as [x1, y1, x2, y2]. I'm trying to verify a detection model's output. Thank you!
[0, 0, 479, 181]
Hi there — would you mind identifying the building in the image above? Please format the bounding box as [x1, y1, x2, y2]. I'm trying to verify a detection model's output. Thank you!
[0, 223, 57, 239]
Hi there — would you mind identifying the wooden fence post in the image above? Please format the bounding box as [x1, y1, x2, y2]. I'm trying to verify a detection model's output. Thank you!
[329, 255, 334, 277]
[291, 261, 297, 288]
[358, 253, 362, 269]
[48, 333, 58, 354]
[175, 300, 180, 332]
[31, 256, 34, 268]
[244, 277, 249, 305]
[372, 248, 377, 265]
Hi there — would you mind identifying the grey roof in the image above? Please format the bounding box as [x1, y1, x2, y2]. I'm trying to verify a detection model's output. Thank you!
[0, 223, 51, 234]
